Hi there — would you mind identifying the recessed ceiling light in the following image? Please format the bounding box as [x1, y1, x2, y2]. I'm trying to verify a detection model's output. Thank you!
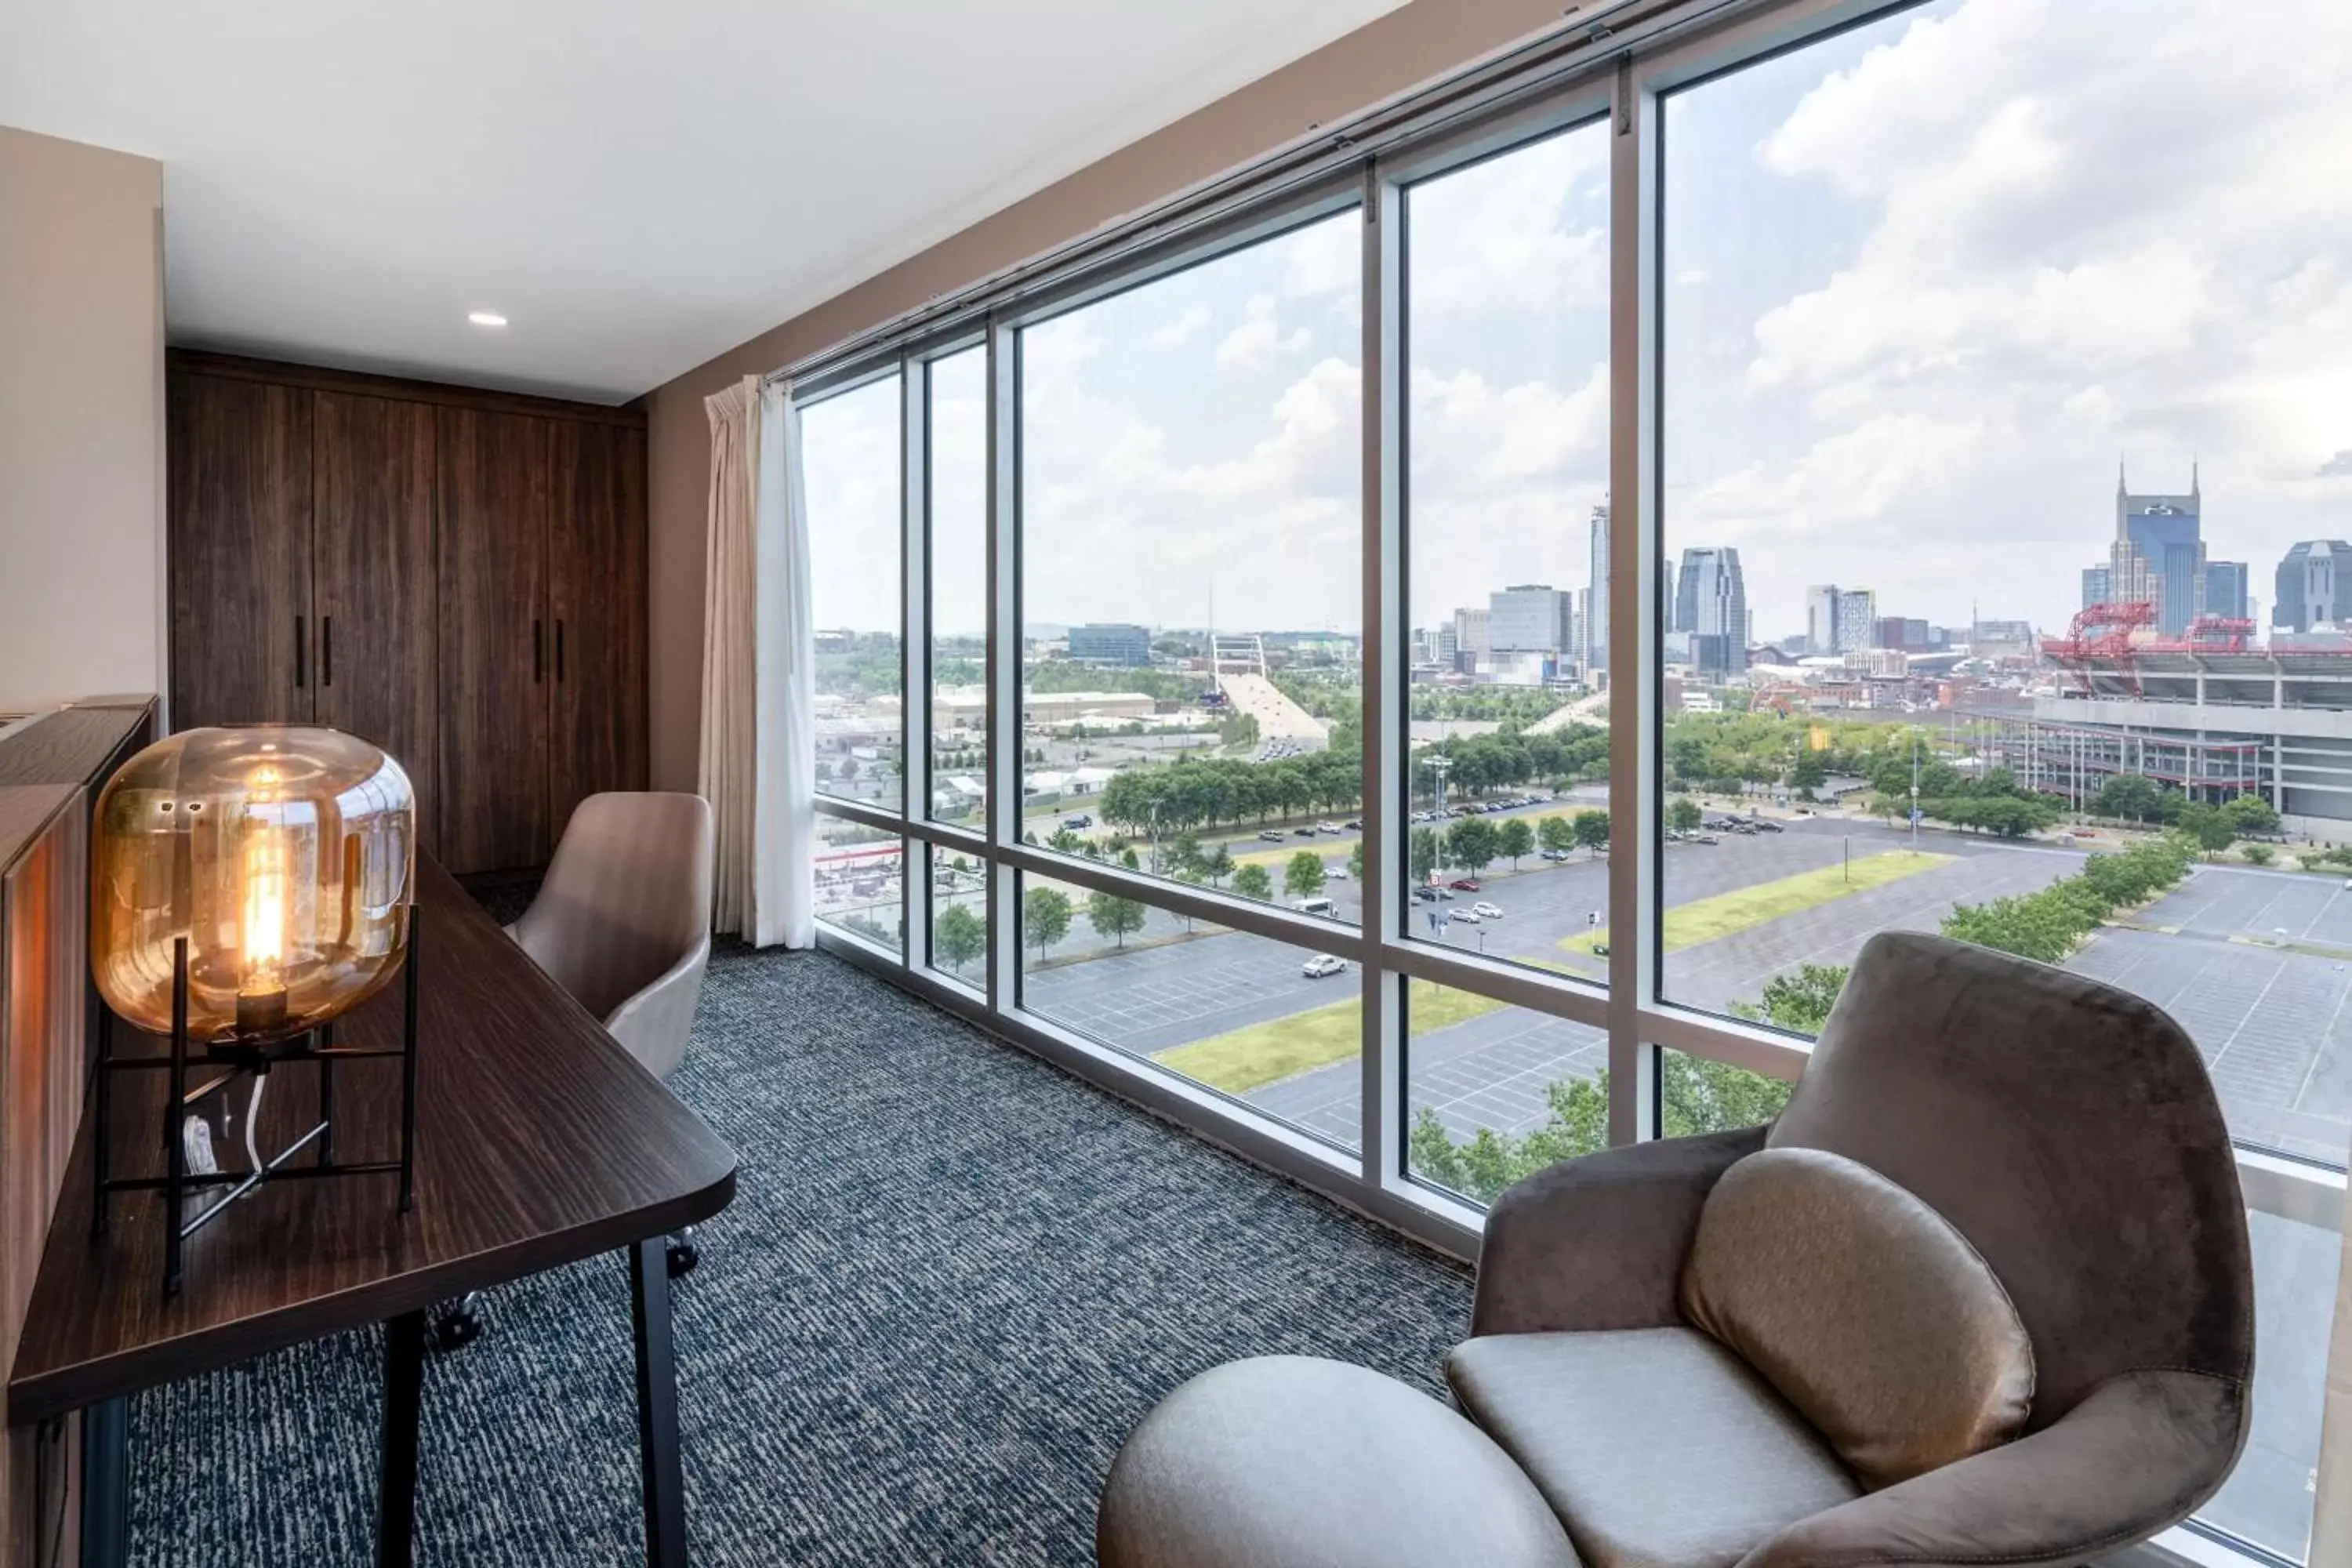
[467, 311, 508, 328]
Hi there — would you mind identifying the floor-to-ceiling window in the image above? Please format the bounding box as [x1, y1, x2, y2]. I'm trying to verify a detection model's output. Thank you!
[796, 2, 2350, 1559]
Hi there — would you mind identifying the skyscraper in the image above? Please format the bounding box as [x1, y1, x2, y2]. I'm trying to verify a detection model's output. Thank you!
[1584, 502, 1610, 673]
[2081, 565, 2112, 609]
[2274, 541, 2352, 633]
[1804, 585, 1840, 654]
[1676, 546, 1748, 675]
[2109, 462, 2205, 634]
[2204, 561, 2249, 622]
[1488, 585, 1572, 654]
[1835, 588, 1877, 655]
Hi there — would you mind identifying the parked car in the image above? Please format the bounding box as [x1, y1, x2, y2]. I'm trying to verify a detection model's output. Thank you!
[1541, 848, 1571, 862]
[1449, 877, 1482, 892]
[1472, 901, 1503, 920]
[1063, 813, 1092, 829]
[1344, 818, 1363, 830]
[1664, 829, 1684, 842]
[1690, 833, 1719, 846]
[1450, 909, 1482, 926]
[1301, 954, 1347, 979]
[1592, 941, 1611, 956]
[1258, 829, 1286, 842]
[1293, 826, 1318, 837]
[1750, 817, 1784, 833]
[1317, 822, 1345, 835]
[1412, 887, 1440, 902]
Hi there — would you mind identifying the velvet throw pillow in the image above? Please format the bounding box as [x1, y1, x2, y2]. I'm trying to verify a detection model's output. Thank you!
[1679, 1146, 2035, 1490]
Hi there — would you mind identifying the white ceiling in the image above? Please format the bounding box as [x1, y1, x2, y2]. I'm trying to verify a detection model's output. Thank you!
[1, 0, 1405, 403]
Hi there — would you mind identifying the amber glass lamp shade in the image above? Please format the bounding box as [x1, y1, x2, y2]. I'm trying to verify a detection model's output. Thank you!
[91, 726, 416, 1045]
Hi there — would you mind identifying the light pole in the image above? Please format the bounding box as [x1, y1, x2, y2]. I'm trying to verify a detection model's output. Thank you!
[1910, 735, 1921, 854]
[1428, 753, 1452, 818]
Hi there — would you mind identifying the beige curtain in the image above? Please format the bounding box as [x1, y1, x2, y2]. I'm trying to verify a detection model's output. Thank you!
[699, 376, 760, 936]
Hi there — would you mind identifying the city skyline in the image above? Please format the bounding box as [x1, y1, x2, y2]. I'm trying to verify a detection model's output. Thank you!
[807, 0, 2352, 644]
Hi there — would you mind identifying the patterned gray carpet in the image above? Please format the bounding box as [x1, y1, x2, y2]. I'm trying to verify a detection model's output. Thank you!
[128, 942, 1475, 1565]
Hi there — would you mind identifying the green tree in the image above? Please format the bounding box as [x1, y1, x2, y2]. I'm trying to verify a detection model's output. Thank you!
[1537, 815, 1575, 856]
[1497, 816, 1534, 869]
[1047, 826, 1083, 855]
[1118, 845, 1142, 871]
[1661, 1054, 1795, 1138]
[933, 903, 986, 977]
[1446, 815, 1500, 874]
[1572, 808, 1611, 851]
[1168, 833, 1205, 881]
[1410, 827, 1441, 884]
[1285, 851, 1328, 902]
[2173, 800, 2235, 859]
[1086, 889, 1148, 949]
[1732, 964, 1849, 1036]
[2242, 843, 2275, 866]
[2094, 773, 2165, 823]
[1667, 797, 1703, 833]
[1348, 839, 1365, 882]
[1023, 887, 1072, 960]
[1204, 844, 1235, 887]
[1234, 862, 1274, 901]
[2222, 793, 2281, 836]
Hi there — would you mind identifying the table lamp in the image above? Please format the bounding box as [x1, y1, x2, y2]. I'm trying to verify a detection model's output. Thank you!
[88, 725, 423, 1294]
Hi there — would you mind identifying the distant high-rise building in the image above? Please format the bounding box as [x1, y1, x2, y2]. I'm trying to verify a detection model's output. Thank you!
[1676, 547, 1748, 675]
[1835, 589, 1877, 655]
[1804, 585, 1840, 654]
[2204, 561, 2249, 622]
[1067, 622, 1152, 665]
[1585, 503, 1610, 673]
[1453, 606, 1490, 655]
[2274, 541, 2352, 633]
[1489, 584, 1572, 654]
[2112, 462, 2205, 633]
[2081, 565, 2112, 609]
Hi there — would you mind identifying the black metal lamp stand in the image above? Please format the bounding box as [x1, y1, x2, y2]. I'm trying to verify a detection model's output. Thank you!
[90, 903, 423, 1297]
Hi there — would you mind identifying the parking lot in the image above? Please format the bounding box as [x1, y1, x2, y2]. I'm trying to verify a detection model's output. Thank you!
[1013, 815, 2352, 1168]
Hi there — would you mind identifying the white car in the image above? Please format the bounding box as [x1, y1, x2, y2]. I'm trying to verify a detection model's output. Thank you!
[1472, 901, 1504, 920]
[1317, 821, 1345, 835]
[1301, 953, 1348, 978]
[1450, 909, 1482, 926]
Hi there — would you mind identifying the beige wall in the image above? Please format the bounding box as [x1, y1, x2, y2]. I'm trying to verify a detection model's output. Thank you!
[641, 0, 1564, 789]
[0, 127, 165, 714]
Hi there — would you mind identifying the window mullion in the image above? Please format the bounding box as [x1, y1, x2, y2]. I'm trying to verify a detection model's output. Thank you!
[1361, 162, 1404, 1189]
[1606, 52, 1662, 1146]
[985, 314, 1022, 1014]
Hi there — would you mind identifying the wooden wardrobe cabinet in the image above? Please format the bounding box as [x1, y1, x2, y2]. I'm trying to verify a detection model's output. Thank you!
[167, 352, 648, 877]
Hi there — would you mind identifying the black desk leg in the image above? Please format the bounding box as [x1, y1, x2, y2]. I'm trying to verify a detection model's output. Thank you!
[80, 1398, 129, 1568]
[628, 1237, 687, 1567]
[376, 1310, 426, 1568]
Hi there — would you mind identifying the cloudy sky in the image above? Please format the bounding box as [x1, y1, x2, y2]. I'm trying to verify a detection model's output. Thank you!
[804, 0, 2352, 643]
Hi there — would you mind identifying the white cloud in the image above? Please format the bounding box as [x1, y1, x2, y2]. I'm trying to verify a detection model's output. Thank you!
[1150, 305, 1210, 347]
[1212, 293, 1311, 379]
[1677, 0, 2352, 632]
[1408, 125, 1609, 321]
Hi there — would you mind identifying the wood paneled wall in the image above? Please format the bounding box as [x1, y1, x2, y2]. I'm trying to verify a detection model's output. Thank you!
[166, 352, 649, 875]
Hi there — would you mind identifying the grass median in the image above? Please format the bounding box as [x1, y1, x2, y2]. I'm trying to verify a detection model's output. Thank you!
[1563, 848, 1950, 956]
[1153, 971, 1566, 1095]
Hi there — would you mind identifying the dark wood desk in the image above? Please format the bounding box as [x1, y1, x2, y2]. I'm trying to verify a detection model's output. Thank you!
[6, 856, 739, 1566]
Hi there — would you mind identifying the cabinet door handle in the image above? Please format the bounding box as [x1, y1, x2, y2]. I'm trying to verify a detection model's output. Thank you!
[556, 619, 565, 683]
[534, 620, 544, 684]
[322, 616, 333, 688]
[295, 615, 307, 688]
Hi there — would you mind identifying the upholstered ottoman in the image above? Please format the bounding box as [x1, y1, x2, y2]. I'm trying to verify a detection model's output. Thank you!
[1096, 1356, 1581, 1568]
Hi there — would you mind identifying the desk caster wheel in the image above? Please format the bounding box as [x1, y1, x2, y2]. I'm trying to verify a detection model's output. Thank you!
[666, 1229, 699, 1280]
[433, 1293, 485, 1352]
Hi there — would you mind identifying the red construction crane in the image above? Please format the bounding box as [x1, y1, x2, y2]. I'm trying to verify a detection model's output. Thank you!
[2044, 601, 2156, 695]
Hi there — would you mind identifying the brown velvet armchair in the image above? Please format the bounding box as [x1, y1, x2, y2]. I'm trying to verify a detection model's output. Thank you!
[1452, 931, 2254, 1567]
[1098, 931, 2256, 1568]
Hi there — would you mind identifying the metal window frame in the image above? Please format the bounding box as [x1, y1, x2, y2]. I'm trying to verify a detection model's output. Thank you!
[792, 0, 2348, 1558]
